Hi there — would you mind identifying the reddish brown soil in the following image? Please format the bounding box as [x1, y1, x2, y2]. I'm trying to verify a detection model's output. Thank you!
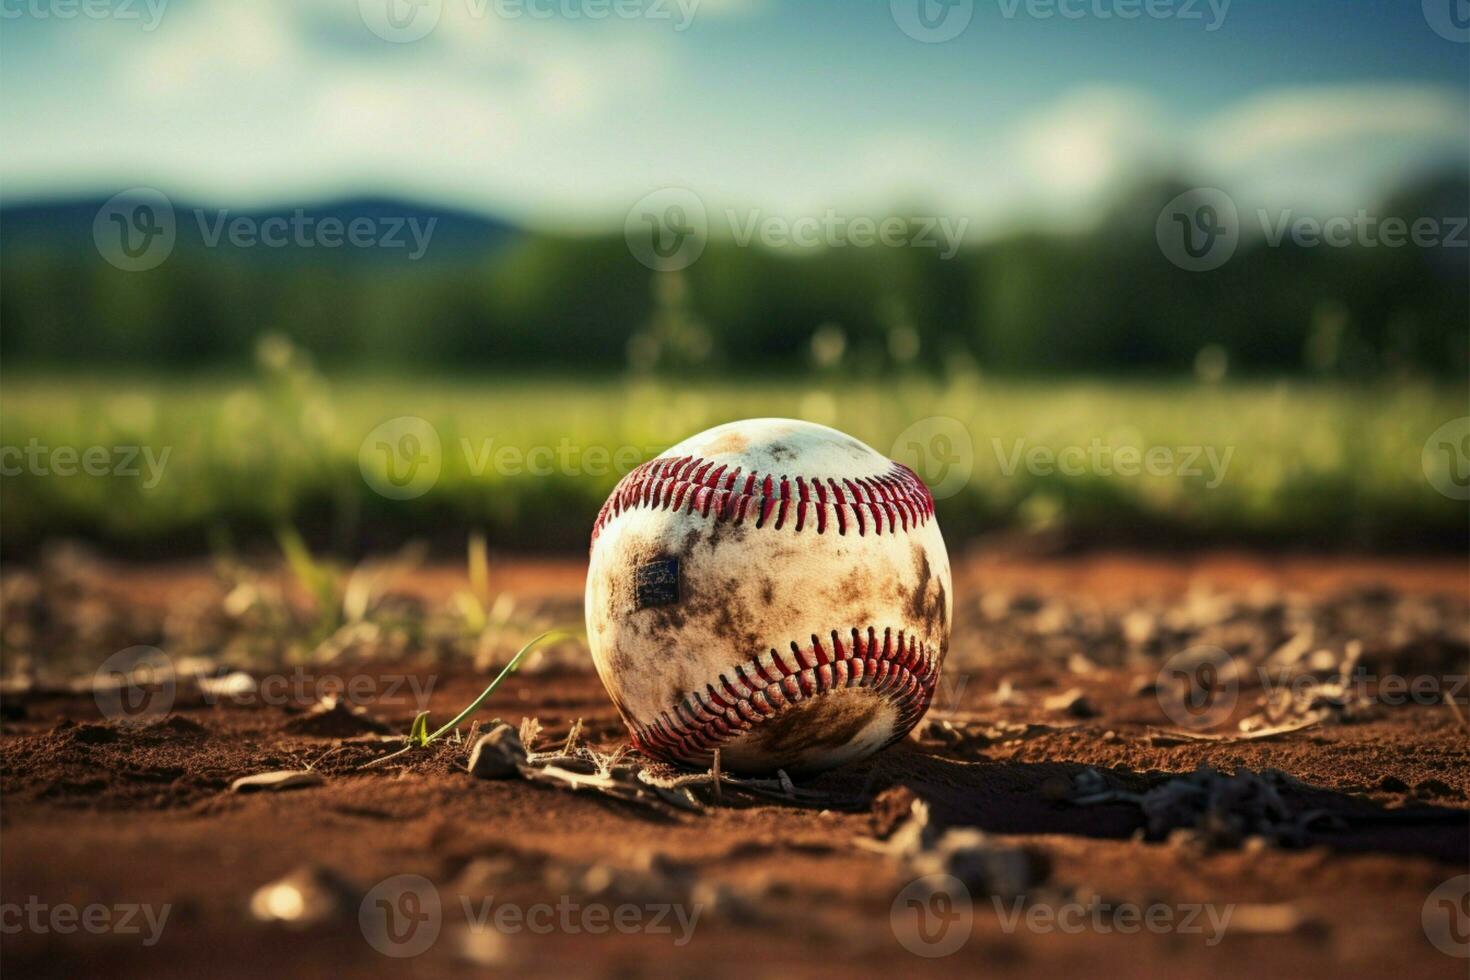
[3, 550, 1467, 979]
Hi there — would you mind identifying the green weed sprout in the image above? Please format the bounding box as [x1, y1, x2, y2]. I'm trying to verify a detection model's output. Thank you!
[363, 629, 573, 767]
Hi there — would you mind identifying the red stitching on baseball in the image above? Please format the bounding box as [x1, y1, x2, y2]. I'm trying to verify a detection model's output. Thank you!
[629, 626, 940, 767]
[591, 455, 934, 547]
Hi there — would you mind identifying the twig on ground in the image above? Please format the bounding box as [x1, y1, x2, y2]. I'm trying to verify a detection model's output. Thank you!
[1445, 693, 1470, 735]
[1147, 719, 1320, 746]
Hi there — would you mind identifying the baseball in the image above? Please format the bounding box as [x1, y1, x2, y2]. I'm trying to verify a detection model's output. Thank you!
[585, 418, 951, 775]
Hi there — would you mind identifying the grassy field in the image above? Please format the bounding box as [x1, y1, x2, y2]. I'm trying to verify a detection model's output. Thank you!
[2, 351, 1465, 554]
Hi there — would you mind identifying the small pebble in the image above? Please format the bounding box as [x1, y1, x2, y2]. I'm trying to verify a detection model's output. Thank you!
[1044, 688, 1099, 719]
[468, 724, 527, 780]
[231, 770, 324, 793]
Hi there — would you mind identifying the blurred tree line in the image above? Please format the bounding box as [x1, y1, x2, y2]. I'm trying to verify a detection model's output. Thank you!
[3, 175, 1465, 379]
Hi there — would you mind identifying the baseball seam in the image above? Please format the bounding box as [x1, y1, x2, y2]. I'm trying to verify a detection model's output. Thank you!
[591, 454, 935, 547]
[632, 625, 940, 765]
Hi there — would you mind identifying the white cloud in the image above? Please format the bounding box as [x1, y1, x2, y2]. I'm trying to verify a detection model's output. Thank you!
[1011, 87, 1172, 211]
[1, 2, 1462, 234]
[1199, 84, 1467, 168]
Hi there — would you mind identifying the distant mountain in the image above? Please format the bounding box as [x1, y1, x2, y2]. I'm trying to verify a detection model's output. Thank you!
[0, 194, 520, 263]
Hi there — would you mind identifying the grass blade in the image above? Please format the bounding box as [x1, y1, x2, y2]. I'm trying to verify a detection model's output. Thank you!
[426, 630, 573, 744]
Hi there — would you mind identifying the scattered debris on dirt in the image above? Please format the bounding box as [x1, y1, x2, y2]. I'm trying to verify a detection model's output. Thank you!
[1068, 766, 1348, 849]
[0, 542, 582, 685]
[2, 552, 1466, 978]
[860, 798, 1042, 899]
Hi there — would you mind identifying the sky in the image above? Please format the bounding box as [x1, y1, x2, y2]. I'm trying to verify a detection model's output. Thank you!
[1, 0, 1466, 235]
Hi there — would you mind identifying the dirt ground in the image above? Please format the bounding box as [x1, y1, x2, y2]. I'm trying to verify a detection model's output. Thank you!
[2, 548, 1467, 978]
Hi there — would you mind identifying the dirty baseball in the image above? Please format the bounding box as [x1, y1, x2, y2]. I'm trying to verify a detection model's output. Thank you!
[585, 418, 952, 775]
